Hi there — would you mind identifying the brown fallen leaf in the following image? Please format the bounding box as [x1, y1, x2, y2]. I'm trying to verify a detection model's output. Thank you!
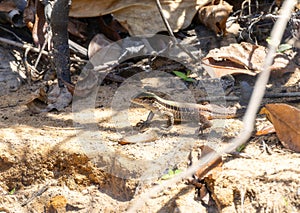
[256, 125, 276, 136]
[88, 34, 113, 59]
[70, 0, 212, 35]
[192, 145, 223, 206]
[31, 0, 47, 47]
[23, 0, 35, 30]
[260, 104, 300, 152]
[26, 84, 72, 113]
[0, 0, 17, 12]
[68, 18, 88, 40]
[195, 145, 223, 180]
[198, 0, 233, 35]
[98, 16, 127, 41]
[202, 42, 291, 78]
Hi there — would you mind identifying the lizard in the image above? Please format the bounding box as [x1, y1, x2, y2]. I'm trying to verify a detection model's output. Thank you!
[131, 92, 243, 131]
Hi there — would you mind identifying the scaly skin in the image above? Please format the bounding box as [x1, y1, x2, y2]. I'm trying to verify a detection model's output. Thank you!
[131, 92, 241, 130]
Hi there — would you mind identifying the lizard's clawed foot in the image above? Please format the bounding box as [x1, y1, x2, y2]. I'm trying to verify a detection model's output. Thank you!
[197, 122, 212, 135]
[161, 124, 172, 131]
[136, 120, 151, 131]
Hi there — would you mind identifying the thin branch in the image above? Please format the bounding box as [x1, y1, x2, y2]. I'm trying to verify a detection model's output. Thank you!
[264, 92, 300, 98]
[0, 37, 87, 63]
[0, 36, 49, 55]
[155, 0, 198, 61]
[155, 0, 176, 40]
[197, 92, 300, 102]
[0, 25, 24, 42]
[34, 29, 51, 68]
[21, 183, 49, 206]
[0, 104, 18, 109]
[127, 0, 297, 212]
[23, 47, 31, 85]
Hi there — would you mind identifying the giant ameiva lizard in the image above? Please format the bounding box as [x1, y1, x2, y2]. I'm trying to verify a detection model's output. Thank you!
[131, 92, 244, 131]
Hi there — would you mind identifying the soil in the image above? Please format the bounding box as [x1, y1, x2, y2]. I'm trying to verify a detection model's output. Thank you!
[0, 9, 300, 213]
[1, 63, 300, 212]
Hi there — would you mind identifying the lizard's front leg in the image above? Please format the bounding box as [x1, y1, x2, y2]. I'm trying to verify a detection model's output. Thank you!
[161, 111, 174, 130]
[198, 114, 212, 134]
[136, 111, 154, 130]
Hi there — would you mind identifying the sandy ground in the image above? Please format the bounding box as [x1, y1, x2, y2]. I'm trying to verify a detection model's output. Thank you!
[0, 25, 300, 212]
[0, 78, 299, 212]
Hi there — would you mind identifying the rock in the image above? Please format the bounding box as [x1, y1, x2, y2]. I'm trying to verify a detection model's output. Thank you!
[47, 195, 67, 213]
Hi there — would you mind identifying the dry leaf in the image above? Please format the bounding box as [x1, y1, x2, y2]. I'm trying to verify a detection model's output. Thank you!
[260, 104, 300, 152]
[68, 18, 88, 40]
[88, 34, 113, 59]
[98, 16, 127, 41]
[119, 129, 158, 145]
[195, 146, 223, 180]
[0, 0, 17, 12]
[23, 0, 35, 30]
[202, 42, 291, 78]
[70, 0, 211, 35]
[256, 125, 276, 136]
[198, 1, 233, 35]
[193, 145, 223, 205]
[31, 0, 47, 47]
[26, 85, 72, 113]
[73, 69, 99, 97]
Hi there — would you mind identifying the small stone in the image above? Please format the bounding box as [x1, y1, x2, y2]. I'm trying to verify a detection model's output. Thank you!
[47, 195, 67, 213]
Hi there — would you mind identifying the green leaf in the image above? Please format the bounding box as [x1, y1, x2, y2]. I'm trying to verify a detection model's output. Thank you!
[173, 71, 195, 82]
[277, 44, 292, 53]
[266, 37, 292, 53]
[173, 71, 188, 79]
[236, 143, 246, 152]
[185, 78, 196, 82]
[9, 187, 16, 195]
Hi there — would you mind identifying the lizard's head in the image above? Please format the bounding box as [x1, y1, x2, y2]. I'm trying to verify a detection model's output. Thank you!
[131, 92, 157, 106]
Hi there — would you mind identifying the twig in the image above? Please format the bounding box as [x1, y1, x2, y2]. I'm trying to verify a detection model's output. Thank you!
[127, 0, 297, 212]
[155, 0, 198, 62]
[34, 28, 51, 69]
[241, 187, 245, 213]
[0, 36, 49, 55]
[21, 184, 49, 206]
[264, 92, 300, 98]
[0, 37, 87, 63]
[228, 152, 253, 159]
[0, 25, 24, 43]
[23, 47, 31, 85]
[0, 104, 18, 109]
[198, 92, 300, 102]
[247, 13, 264, 43]
[155, 0, 176, 41]
[241, 0, 252, 17]
[261, 140, 272, 155]
[69, 39, 88, 58]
